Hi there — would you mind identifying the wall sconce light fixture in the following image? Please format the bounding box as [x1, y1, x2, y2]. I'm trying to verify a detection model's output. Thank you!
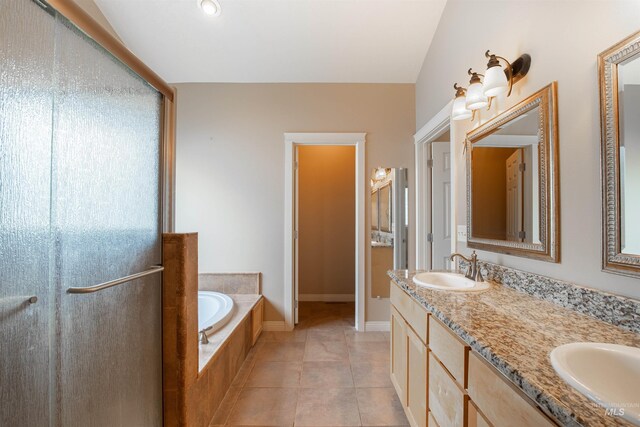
[451, 83, 472, 121]
[465, 69, 489, 111]
[451, 50, 531, 120]
[483, 50, 531, 97]
[372, 167, 391, 182]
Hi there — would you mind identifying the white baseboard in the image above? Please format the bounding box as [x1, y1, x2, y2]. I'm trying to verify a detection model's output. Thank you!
[365, 321, 390, 332]
[263, 321, 290, 331]
[299, 294, 355, 302]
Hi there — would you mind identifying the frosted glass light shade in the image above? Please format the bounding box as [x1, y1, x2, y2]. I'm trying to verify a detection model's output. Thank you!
[483, 65, 509, 97]
[465, 82, 488, 110]
[452, 96, 472, 121]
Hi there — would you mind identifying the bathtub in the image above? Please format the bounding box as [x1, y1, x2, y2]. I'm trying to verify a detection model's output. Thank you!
[198, 291, 235, 334]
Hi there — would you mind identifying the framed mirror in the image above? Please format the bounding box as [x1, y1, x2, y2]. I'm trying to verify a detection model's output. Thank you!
[371, 168, 408, 297]
[466, 83, 560, 262]
[599, 31, 640, 277]
[371, 190, 379, 231]
[379, 183, 392, 232]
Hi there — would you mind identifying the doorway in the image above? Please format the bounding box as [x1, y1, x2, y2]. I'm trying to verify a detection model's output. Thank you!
[284, 133, 366, 331]
[431, 132, 452, 269]
[296, 145, 356, 318]
[415, 103, 455, 270]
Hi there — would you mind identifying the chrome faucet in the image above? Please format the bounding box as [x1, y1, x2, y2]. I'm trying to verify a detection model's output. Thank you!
[449, 250, 483, 282]
[199, 330, 209, 345]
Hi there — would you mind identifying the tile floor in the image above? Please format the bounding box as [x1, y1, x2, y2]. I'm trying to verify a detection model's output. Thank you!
[210, 302, 408, 427]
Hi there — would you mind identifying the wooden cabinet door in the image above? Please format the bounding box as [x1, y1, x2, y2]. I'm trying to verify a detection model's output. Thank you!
[406, 327, 427, 427]
[468, 352, 555, 427]
[391, 306, 408, 404]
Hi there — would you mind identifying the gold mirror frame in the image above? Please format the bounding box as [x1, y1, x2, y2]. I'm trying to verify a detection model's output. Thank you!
[599, 31, 640, 278]
[466, 83, 560, 262]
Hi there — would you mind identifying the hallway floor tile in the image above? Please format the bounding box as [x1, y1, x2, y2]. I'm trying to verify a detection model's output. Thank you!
[210, 302, 408, 427]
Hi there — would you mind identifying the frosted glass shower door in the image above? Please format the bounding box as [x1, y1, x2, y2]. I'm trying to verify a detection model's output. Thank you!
[52, 15, 164, 427]
[1, 1, 164, 425]
[0, 1, 55, 425]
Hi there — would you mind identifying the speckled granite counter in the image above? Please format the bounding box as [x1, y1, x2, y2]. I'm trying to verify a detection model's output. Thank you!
[388, 269, 640, 427]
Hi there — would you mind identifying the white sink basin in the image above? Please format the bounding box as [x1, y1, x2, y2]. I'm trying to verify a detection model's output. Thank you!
[412, 272, 490, 292]
[550, 343, 640, 425]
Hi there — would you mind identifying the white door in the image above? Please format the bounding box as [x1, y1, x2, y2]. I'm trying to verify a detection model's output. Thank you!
[431, 141, 451, 269]
[506, 149, 524, 242]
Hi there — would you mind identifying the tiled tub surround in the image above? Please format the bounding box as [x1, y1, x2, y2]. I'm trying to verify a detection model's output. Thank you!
[388, 269, 640, 427]
[198, 294, 262, 372]
[199, 272, 261, 294]
[163, 233, 264, 427]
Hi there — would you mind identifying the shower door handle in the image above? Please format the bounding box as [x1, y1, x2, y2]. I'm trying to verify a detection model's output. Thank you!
[67, 266, 164, 294]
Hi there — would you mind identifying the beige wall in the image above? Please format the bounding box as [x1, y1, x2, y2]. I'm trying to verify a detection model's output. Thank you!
[175, 84, 416, 322]
[298, 146, 355, 297]
[415, 0, 640, 299]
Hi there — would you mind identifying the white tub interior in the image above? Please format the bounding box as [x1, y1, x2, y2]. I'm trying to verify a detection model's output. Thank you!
[198, 291, 235, 334]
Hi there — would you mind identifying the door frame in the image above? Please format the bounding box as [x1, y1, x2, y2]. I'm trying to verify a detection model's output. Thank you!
[414, 102, 456, 269]
[284, 133, 366, 331]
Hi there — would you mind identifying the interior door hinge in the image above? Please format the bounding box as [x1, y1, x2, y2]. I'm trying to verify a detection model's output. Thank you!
[295, 161, 299, 169]
[426, 232, 433, 242]
[294, 230, 298, 239]
[519, 163, 526, 172]
[518, 230, 526, 239]
[427, 159, 434, 168]
[295, 300, 298, 308]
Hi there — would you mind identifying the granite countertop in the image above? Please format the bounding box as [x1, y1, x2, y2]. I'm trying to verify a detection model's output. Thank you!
[371, 241, 393, 248]
[388, 270, 640, 427]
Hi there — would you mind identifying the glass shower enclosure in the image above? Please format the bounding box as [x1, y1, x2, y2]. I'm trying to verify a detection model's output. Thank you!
[1, 0, 167, 425]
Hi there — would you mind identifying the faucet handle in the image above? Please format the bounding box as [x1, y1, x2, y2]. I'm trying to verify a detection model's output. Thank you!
[199, 330, 209, 345]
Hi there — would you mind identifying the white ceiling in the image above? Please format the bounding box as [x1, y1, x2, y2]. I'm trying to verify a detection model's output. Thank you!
[94, 0, 448, 83]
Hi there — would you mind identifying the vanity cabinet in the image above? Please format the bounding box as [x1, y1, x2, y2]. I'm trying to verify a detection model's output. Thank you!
[390, 282, 557, 427]
[467, 352, 554, 427]
[391, 305, 408, 403]
[407, 327, 428, 427]
[391, 285, 428, 427]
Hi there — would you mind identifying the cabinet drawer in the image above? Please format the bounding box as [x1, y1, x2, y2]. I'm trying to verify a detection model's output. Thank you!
[468, 352, 555, 427]
[428, 352, 465, 427]
[467, 400, 491, 427]
[391, 282, 428, 342]
[428, 317, 468, 388]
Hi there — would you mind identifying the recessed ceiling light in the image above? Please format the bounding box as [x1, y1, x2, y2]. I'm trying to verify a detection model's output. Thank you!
[200, 0, 221, 17]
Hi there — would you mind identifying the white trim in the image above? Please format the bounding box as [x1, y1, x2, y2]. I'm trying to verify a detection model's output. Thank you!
[298, 294, 356, 302]
[263, 321, 290, 332]
[414, 101, 453, 270]
[365, 321, 390, 332]
[284, 132, 367, 332]
[414, 101, 452, 145]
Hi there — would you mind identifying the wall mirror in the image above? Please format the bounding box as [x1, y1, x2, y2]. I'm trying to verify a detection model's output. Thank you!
[599, 31, 640, 277]
[466, 83, 560, 262]
[371, 168, 408, 297]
